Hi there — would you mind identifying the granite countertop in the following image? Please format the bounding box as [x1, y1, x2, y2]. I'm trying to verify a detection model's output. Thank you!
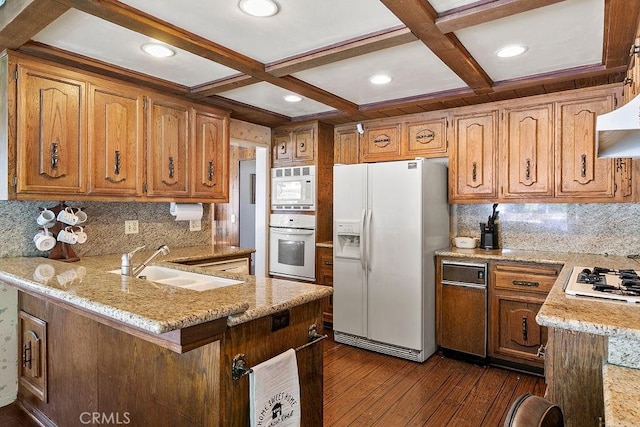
[0, 245, 332, 334]
[435, 247, 640, 340]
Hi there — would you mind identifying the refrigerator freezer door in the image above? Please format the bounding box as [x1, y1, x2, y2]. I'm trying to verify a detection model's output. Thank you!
[333, 164, 367, 337]
[367, 160, 424, 350]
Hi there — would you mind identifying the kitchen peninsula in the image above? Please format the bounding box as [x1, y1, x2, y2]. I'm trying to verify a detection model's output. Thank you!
[436, 247, 640, 427]
[1, 246, 331, 427]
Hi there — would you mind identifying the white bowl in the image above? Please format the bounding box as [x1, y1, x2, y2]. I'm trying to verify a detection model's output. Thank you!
[452, 237, 478, 249]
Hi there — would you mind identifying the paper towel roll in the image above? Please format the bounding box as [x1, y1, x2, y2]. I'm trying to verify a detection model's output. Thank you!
[169, 203, 203, 221]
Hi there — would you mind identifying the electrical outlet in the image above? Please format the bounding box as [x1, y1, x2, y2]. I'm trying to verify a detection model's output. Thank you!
[125, 220, 139, 234]
[189, 220, 202, 231]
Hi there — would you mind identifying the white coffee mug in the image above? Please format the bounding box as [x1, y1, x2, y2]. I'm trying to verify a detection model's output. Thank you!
[57, 207, 78, 226]
[74, 226, 88, 244]
[36, 209, 56, 227]
[34, 229, 56, 251]
[75, 209, 87, 224]
[57, 227, 78, 244]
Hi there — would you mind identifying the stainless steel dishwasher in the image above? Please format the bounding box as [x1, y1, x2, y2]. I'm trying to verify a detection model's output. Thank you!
[439, 260, 488, 358]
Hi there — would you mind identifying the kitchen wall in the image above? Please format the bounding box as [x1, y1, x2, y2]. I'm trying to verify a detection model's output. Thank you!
[0, 200, 212, 408]
[454, 203, 640, 257]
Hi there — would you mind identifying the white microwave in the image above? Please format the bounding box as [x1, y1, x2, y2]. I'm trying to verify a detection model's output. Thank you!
[271, 166, 316, 211]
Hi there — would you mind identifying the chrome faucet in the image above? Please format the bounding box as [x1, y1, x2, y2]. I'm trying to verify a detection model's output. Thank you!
[121, 245, 170, 277]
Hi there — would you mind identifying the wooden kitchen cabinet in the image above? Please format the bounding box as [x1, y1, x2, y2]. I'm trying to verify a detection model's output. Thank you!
[191, 108, 229, 200]
[333, 125, 359, 165]
[87, 82, 144, 196]
[315, 246, 333, 326]
[490, 262, 561, 372]
[555, 94, 617, 199]
[360, 122, 401, 162]
[500, 103, 554, 199]
[449, 110, 499, 202]
[18, 310, 47, 403]
[16, 61, 86, 195]
[402, 114, 448, 158]
[146, 95, 190, 197]
[272, 124, 315, 166]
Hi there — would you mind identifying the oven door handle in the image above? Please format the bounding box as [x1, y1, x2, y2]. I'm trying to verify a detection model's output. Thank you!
[270, 228, 315, 236]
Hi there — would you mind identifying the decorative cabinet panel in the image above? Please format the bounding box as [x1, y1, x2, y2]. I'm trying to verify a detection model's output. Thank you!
[501, 104, 554, 199]
[334, 126, 359, 165]
[555, 95, 615, 199]
[360, 123, 401, 162]
[88, 83, 143, 196]
[16, 63, 85, 194]
[19, 310, 47, 402]
[315, 246, 334, 325]
[403, 116, 448, 158]
[192, 108, 229, 200]
[450, 110, 498, 201]
[272, 125, 316, 166]
[490, 263, 560, 371]
[146, 96, 190, 197]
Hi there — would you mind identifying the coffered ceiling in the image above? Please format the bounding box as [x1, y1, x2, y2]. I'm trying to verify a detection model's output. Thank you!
[1, 0, 638, 127]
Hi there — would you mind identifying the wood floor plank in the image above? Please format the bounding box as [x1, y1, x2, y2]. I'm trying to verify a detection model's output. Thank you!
[448, 367, 511, 425]
[479, 371, 523, 426]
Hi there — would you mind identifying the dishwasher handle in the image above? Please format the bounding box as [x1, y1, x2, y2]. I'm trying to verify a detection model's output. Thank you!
[441, 280, 487, 290]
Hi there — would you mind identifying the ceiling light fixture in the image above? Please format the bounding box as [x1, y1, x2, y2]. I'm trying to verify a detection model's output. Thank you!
[239, 0, 279, 17]
[141, 43, 175, 58]
[496, 45, 527, 58]
[284, 94, 302, 103]
[369, 74, 392, 85]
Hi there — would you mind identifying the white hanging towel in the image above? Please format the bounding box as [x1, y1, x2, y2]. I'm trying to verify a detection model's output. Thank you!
[249, 348, 301, 427]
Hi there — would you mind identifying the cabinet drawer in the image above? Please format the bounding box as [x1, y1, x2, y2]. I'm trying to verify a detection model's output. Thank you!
[493, 264, 560, 294]
[318, 253, 333, 273]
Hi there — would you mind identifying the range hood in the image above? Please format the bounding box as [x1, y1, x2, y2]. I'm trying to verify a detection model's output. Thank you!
[596, 94, 640, 158]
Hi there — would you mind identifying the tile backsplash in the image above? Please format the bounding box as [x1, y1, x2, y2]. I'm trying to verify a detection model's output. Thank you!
[454, 203, 640, 257]
[0, 201, 211, 258]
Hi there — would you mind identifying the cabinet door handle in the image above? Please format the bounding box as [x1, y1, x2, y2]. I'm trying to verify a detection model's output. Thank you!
[22, 330, 40, 377]
[472, 162, 477, 182]
[208, 160, 214, 181]
[512, 280, 539, 287]
[581, 154, 587, 178]
[525, 158, 531, 181]
[536, 344, 546, 358]
[51, 142, 59, 170]
[299, 141, 305, 150]
[168, 156, 174, 179]
[279, 143, 286, 154]
[114, 150, 121, 176]
[522, 317, 528, 342]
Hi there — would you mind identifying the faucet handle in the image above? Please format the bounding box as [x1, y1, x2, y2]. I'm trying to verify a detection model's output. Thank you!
[129, 245, 146, 257]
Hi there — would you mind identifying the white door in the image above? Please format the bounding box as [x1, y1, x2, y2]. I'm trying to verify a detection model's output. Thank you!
[367, 160, 424, 350]
[333, 163, 367, 337]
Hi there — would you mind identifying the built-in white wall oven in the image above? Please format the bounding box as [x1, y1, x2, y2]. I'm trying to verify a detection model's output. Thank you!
[269, 214, 316, 281]
[271, 166, 316, 211]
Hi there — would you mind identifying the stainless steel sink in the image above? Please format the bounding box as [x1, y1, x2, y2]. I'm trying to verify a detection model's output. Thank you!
[108, 265, 244, 291]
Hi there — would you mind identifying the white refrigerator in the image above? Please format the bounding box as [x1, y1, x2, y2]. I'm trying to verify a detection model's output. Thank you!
[333, 159, 449, 362]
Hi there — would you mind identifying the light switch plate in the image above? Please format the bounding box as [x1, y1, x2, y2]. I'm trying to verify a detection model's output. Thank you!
[124, 220, 139, 234]
[189, 220, 202, 231]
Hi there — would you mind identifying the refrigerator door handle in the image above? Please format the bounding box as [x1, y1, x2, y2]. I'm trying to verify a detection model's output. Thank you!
[360, 209, 366, 270]
[365, 209, 372, 272]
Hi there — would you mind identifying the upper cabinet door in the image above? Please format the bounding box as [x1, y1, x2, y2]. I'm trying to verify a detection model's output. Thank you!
[334, 126, 359, 165]
[555, 95, 614, 199]
[272, 133, 292, 165]
[292, 126, 315, 163]
[450, 110, 498, 201]
[191, 108, 229, 201]
[501, 104, 554, 199]
[88, 83, 143, 196]
[16, 64, 85, 194]
[360, 123, 401, 162]
[147, 96, 190, 197]
[403, 116, 448, 158]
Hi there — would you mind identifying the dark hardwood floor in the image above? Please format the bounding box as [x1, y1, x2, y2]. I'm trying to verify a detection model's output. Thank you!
[0, 336, 545, 426]
[323, 337, 546, 426]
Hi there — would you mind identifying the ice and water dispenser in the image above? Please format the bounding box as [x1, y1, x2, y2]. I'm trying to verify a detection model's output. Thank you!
[335, 221, 361, 259]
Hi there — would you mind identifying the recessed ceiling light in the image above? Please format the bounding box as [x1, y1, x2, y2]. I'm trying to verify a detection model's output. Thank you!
[239, 0, 279, 17]
[141, 43, 175, 58]
[284, 95, 302, 103]
[496, 45, 527, 58]
[369, 75, 392, 85]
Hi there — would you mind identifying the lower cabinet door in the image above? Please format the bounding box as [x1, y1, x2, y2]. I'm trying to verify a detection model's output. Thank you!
[491, 293, 546, 368]
[439, 283, 487, 357]
[19, 310, 48, 402]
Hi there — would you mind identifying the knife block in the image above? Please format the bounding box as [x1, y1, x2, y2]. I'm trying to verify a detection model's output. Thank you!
[479, 223, 499, 250]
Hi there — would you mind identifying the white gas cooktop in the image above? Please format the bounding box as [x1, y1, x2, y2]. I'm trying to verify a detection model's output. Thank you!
[565, 266, 640, 304]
